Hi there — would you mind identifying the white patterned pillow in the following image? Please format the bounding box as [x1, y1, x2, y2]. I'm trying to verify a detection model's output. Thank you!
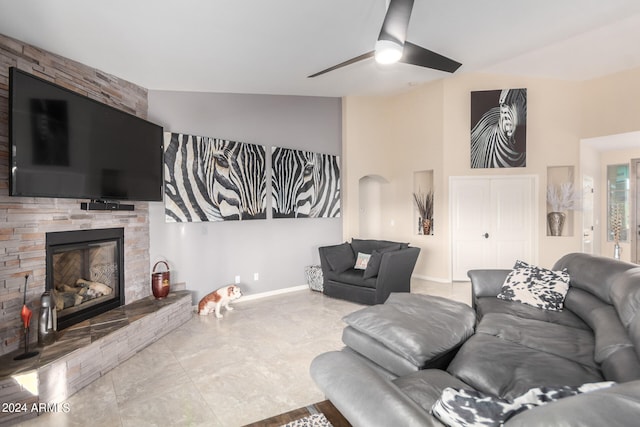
[431, 382, 615, 427]
[354, 252, 371, 270]
[497, 260, 570, 311]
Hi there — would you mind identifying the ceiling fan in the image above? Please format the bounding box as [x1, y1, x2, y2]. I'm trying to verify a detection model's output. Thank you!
[308, 0, 462, 78]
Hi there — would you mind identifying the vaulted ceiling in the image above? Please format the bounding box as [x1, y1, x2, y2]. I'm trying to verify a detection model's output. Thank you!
[1, 0, 640, 96]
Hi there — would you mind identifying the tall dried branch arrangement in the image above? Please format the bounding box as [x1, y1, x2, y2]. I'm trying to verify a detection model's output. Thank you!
[547, 182, 579, 212]
[611, 204, 622, 243]
[413, 190, 434, 220]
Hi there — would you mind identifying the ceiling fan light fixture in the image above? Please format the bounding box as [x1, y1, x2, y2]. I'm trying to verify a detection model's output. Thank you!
[374, 39, 403, 64]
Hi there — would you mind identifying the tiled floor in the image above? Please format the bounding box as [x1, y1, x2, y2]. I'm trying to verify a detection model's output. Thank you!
[18, 279, 471, 427]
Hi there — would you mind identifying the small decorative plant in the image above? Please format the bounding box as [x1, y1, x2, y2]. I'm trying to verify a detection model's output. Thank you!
[546, 182, 579, 212]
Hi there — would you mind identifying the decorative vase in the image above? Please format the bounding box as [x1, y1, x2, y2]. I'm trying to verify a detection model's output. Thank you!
[547, 212, 566, 236]
[151, 261, 171, 299]
[422, 218, 432, 236]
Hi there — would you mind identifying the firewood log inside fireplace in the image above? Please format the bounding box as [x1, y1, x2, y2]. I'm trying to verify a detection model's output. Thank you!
[76, 278, 113, 296]
[52, 278, 114, 310]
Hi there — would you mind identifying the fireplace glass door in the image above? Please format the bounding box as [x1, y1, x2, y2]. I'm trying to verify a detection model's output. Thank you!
[46, 228, 124, 329]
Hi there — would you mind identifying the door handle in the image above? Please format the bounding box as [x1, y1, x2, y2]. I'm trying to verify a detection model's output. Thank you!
[483, 232, 489, 239]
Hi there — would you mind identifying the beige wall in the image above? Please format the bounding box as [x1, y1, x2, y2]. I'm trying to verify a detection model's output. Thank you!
[343, 67, 640, 281]
[581, 68, 640, 139]
[342, 81, 448, 281]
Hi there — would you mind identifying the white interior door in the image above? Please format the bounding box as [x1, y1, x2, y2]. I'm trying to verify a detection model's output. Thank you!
[451, 176, 536, 280]
[451, 179, 492, 280]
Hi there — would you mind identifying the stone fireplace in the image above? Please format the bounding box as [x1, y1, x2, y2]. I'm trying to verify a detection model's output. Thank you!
[0, 33, 152, 357]
[46, 228, 125, 330]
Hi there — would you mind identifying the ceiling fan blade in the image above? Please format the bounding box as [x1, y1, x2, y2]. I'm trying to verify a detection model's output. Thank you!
[400, 41, 462, 73]
[378, 0, 414, 45]
[307, 51, 374, 78]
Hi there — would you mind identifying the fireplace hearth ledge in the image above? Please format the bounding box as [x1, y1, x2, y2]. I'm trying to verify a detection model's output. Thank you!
[0, 290, 193, 426]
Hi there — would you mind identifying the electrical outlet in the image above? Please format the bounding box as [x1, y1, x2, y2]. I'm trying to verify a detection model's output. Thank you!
[234, 275, 240, 284]
[253, 273, 259, 281]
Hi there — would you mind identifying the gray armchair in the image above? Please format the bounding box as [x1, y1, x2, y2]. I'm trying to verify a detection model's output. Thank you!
[318, 239, 420, 305]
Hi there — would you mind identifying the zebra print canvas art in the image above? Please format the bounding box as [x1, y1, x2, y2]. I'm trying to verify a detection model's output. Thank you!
[470, 88, 527, 168]
[271, 147, 341, 218]
[164, 132, 267, 222]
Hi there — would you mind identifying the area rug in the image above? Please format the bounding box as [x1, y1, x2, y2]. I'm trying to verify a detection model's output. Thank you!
[280, 413, 333, 427]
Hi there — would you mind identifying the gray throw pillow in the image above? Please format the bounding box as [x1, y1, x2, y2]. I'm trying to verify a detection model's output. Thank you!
[363, 244, 402, 279]
[325, 242, 355, 273]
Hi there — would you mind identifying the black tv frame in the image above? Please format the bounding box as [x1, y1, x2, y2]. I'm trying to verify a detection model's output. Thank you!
[8, 67, 164, 205]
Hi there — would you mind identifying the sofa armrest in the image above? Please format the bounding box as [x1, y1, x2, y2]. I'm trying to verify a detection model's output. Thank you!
[467, 269, 511, 304]
[310, 350, 439, 427]
[375, 247, 420, 302]
[318, 245, 335, 276]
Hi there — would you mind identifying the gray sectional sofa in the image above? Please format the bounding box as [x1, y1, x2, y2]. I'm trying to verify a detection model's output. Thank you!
[318, 239, 420, 305]
[311, 253, 640, 426]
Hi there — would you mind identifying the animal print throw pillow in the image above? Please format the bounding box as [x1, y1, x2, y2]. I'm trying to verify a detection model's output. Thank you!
[497, 260, 570, 311]
[431, 382, 615, 427]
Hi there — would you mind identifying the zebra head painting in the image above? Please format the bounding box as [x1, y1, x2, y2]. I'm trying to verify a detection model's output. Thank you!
[271, 147, 341, 218]
[164, 132, 267, 222]
[470, 88, 527, 168]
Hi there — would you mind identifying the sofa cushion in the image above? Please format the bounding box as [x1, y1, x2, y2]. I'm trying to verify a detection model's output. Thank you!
[326, 268, 377, 288]
[476, 313, 597, 369]
[342, 326, 423, 376]
[324, 242, 355, 273]
[564, 287, 640, 381]
[343, 294, 476, 368]
[553, 252, 638, 304]
[609, 267, 640, 329]
[447, 334, 603, 400]
[475, 296, 590, 330]
[363, 244, 402, 279]
[393, 369, 471, 412]
[351, 238, 407, 255]
[497, 260, 570, 311]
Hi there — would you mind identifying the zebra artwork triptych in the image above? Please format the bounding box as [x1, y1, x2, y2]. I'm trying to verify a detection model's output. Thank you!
[163, 132, 340, 222]
[271, 147, 341, 218]
[470, 88, 527, 169]
[164, 132, 267, 222]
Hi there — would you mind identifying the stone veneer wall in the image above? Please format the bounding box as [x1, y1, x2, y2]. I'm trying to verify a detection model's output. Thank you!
[0, 34, 152, 356]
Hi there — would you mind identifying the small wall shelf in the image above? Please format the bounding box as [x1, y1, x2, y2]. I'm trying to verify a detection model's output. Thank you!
[413, 170, 434, 236]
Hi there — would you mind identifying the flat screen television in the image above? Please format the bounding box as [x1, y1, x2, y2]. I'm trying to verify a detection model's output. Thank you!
[9, 67, 163, 202]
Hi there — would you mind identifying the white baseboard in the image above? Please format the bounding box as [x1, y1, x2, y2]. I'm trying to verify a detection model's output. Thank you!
[236, 285, 310, 303]
[412, 274, 451, 284]
[191, 285, 311, 311]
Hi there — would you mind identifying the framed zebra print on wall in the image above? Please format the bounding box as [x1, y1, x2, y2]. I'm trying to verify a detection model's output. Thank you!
[470, 88, 527, 168]
[163, 132, 267, 222]
[271, 147, 341, 218]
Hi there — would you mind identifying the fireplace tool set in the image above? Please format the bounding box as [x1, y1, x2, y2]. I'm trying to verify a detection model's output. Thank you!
[13, 274, 39, 360]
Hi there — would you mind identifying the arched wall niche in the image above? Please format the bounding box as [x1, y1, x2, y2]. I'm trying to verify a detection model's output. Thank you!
[358, 174, 390, 238]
